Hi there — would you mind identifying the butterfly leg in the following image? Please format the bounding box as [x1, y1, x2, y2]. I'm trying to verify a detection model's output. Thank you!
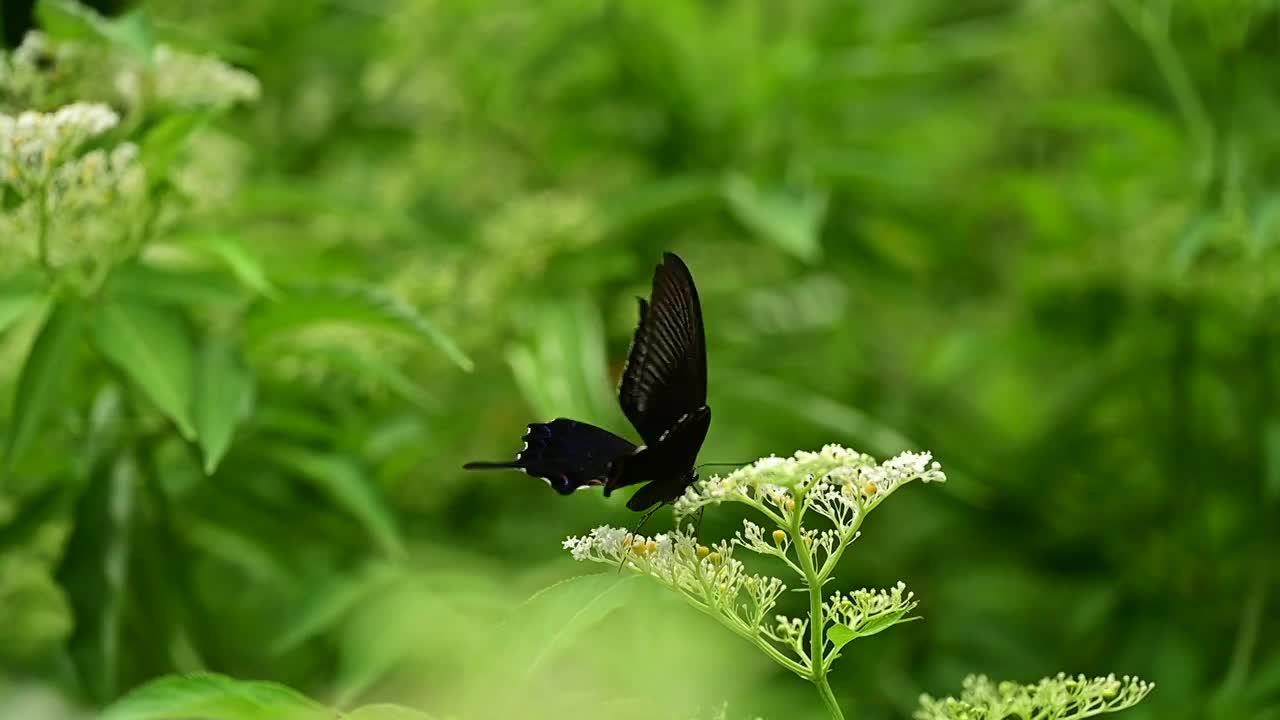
[616, 504, 663, 574]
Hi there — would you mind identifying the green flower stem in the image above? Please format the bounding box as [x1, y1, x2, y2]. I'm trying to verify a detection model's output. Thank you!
[791, 487, 847, 720]
[36, 186, 51, 273]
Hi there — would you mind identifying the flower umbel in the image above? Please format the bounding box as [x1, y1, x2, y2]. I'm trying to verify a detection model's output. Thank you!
[915, 673, 1155, 720]
[566, 444, 946, 720]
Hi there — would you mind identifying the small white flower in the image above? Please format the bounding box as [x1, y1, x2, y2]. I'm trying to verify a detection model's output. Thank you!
[0, 102, 119, 193]
[149, 45, 261, 109]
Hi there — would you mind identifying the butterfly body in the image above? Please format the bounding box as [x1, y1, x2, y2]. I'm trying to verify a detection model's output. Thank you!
[464, 252, 710, 512]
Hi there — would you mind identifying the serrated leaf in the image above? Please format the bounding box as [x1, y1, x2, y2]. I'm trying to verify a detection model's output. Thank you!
[245, 284, 472, 371]
[723, 174, 827, 262]
[3, 299, 81, 480]
[194, 337, 253, 474]
[93, 300, 196, 440]
[56, 453, 138, 703]
[101, 673, 327, 720]
[345, 705, 437, 720]
[267, 447, 403, 557]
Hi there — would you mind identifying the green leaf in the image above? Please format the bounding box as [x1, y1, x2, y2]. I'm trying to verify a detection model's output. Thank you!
[36, 0, 154, 56]
[3, 300, 81, 480]
[828, 623, 856, 653]
[246, 284, 472, 371]
[35, 0, 103, 41]
[0, 292, 42, 336]
[723, 174, 827, 262]
[1262, 419, 1280, 503]
[345, 705, 437, 720]
[92, 300, 197, 440]
[178, 233, 279, 298]
[193, 337, 254, 474]
[267, 447, 404, 557]
[56, 453, 138, 704]
[110, 263, 246, 308]
[141, 114, 210, 190]
[503, 574, 640, 684]
[101, 673, 327, 720]
[272, 564, 399, 654]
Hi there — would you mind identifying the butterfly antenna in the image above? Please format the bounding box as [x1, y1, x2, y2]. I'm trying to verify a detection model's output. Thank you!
[616, 504, 662, 575]
[696, 461, 752, 470]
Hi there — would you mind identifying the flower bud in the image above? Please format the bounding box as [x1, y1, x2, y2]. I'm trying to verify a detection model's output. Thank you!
[772, 529, 787, 544]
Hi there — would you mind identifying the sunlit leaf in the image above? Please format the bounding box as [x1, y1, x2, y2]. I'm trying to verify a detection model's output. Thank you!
[101, 673, 326, 720]
[92, 300, 197, 440]
[194, 337, 254, 474]
[2, 299, 81, 480]
[828, 623, 856, 652]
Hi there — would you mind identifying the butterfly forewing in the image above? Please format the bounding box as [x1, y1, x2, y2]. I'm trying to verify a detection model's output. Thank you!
[618, 252, 707, 446]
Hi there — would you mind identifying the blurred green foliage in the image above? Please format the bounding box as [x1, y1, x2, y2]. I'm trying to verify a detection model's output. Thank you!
[2, 0, 1279, 718]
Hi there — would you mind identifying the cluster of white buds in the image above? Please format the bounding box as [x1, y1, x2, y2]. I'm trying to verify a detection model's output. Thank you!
[143, 45, 261, 109]
[823, 582, 917, 648]
[563, 525, 804, 670]
[915, 673, 1155, 720]
[675, 444, 945, 523]
[0, 103, 119, 194]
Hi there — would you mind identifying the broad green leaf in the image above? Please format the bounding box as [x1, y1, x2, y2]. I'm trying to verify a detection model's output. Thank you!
[267, 447, 404, 557]
[93, 300, 196, 440]
[345, 705, 437, 720]
[141, 114, 210, 189]
[56, 453, 138, 704]
[101, 673, 326, 720]
[194, 338, 254, 474]
[723, 174, 827, 262]
[307, 346, 437, 411]
[2, 300, 81, 479]
[503, 574, 640, 684]
[828, 623, 857, 653]
[97, 9, 156, 57]
[109, 263, 245, 308]
[246, 284, 472, 371]
[0, 292, 41, 336]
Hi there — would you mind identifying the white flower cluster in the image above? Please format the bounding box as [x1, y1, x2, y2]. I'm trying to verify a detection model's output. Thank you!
[143, 45, 261, 109]
[915, 673, 1154, 720]
[675, 444, 945, 525]
[0, 103, 119, 193]
[824, 581, 917, 643]
[563, 526, 799, 667]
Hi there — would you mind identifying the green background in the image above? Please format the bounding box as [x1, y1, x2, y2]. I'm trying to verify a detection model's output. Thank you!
[2, 0, 1278, 718]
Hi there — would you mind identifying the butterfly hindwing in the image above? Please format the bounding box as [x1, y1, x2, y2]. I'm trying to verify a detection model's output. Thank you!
[618, 253, 708, 446]
[606, 405, 712, 510]
[463, 418, 636, 494]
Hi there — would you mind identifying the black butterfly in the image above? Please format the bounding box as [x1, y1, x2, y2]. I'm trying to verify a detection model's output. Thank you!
[464, 252, 710, 512]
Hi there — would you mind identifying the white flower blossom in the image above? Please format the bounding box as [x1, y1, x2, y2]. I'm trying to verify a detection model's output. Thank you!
[0, 102, 119, 193]
[146, 45, 261, 109]
[916, 673, 1154, 720]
